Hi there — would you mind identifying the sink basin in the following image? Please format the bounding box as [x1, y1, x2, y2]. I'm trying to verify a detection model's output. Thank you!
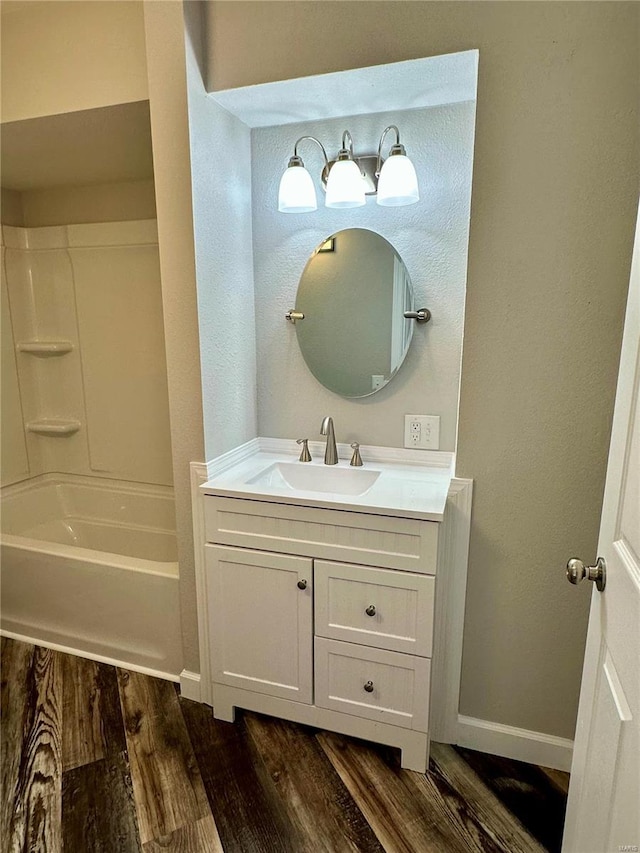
[201, 439, 454, 520]
[247, 462, 380, 496]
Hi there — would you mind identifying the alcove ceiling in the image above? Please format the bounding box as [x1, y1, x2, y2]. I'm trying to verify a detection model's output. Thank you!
[209, 51, 478, 128]
[1, 100, 154, 191]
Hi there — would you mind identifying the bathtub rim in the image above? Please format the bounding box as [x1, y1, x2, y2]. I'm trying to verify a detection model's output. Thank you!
[1, 470, 176, 504]
[1, 471, 178, 575]
[0, 535, 178, 578]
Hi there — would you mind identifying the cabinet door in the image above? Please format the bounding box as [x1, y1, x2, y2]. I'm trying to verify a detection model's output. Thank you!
[206, 544, 313, 703]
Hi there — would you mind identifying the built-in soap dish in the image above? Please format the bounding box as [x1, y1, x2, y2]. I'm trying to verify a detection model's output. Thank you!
[17, 341, 73, 356]
[26, 419, 81, 436]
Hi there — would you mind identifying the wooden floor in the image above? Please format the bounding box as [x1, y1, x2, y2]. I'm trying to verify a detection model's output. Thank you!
[1, 638, 570, 852]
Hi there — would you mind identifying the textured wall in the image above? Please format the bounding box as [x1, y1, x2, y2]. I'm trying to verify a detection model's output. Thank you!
[0, 1, 148, 123]
[253, 102, 475, 450]
[184, 5, 257, 463]
[209, 1, 640, 739]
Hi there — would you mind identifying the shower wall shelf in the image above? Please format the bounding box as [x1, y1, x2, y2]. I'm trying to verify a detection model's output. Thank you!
[26, 419, 81, 436]
[17, 341, 74, 356]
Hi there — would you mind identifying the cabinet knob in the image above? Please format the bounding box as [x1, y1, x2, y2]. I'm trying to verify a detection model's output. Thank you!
[363, 680, 374, 693]
[365, 605, 376, 617]
[297, 579, 308, 590]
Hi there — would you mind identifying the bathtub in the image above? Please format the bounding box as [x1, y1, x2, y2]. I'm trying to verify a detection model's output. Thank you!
[0, 473, 182, 679]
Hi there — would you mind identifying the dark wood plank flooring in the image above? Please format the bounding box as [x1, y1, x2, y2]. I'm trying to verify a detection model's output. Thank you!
[1, 638, 569, 852]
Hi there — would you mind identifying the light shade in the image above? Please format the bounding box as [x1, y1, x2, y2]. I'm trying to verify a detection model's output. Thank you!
[278, 164, 317, 213]
[325, 159, 366, 209]
[376, 154, 419, 206]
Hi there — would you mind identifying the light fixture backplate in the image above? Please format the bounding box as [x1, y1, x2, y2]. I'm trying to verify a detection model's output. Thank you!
[321, 154, 380, 195]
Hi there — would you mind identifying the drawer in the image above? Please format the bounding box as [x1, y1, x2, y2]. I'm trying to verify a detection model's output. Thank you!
[204, 496, 438, 574]
[315, 561, 435, 656]
[314, 637, 430, 731]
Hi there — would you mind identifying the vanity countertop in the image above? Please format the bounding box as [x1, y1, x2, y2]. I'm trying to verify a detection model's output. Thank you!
[200, 438, 454, 521]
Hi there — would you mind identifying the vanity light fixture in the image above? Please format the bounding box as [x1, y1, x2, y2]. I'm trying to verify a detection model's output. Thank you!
[376, 125, 420, 207]
[277, 135, 329, 213]
[278, 125, 419, 212]
[325, 131, 366, 209]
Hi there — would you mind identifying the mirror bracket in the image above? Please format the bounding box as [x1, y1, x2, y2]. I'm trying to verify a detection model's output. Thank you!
[404, 307, 431, 324]
[285, 310, 305, 323]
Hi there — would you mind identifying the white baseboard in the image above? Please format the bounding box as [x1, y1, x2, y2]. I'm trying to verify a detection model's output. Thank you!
[179, 669, 202, 702]
[0, 628, 180, 683]
[457, 714, 573, 772]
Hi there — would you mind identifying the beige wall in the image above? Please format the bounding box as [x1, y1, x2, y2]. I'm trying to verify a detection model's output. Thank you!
[144, 2, 205, 674]
[19, 180, 157, 228]
[207, 1, 639, 739]
[0, 1, 148, 122]
[1, 189, 23, 227]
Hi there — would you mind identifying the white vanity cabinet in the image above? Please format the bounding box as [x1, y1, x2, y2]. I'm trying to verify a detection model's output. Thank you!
[203, 495, 441, 772]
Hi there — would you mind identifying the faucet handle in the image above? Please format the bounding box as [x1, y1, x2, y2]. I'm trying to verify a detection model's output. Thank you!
[350, 442, 363, 467]
[296, 438, 312, 462]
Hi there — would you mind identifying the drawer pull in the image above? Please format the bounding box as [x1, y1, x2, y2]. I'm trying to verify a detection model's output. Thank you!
[363, 680, 374, 693]
[365, 605, 376, 617]
[297, 579, 308, 590]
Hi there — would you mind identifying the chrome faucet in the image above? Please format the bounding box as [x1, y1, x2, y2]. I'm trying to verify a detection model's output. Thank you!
[320, 416, 338, 465]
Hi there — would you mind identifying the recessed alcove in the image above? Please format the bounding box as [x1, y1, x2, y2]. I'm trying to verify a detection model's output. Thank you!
[193, 50, 478, 458]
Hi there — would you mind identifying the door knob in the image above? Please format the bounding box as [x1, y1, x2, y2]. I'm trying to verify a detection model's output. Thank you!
[566, 557, 606, 592]
[365, 605, 376, 617]
[297, 579, 308, 590]
[363, 681, 374, 693]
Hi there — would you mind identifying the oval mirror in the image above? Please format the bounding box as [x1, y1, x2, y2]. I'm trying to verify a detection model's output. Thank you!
[294, 228, 415, 398]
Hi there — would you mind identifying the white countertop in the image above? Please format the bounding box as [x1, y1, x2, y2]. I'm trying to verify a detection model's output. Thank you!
[200, 438, 454, 521]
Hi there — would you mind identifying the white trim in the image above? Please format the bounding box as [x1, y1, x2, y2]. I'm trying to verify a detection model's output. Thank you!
[191, 461, 213, 705]
[179, 669, 202, 702]
[205, 438, 261, 478]
[429, 478, 473, 744]
[457, 714, 574, 772]
[0, 628, 179, 683]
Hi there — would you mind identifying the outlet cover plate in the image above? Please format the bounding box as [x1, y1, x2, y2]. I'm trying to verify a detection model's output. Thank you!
[404, 414, 440, 450]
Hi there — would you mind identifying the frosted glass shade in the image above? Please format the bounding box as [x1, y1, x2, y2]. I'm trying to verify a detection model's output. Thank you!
[376, 154, 419, 206]
[278, 165, 317, 213]
[325, 159, 366, 209]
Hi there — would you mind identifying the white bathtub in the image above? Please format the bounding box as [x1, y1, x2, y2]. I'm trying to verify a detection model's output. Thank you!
[0, 474, 182, 679]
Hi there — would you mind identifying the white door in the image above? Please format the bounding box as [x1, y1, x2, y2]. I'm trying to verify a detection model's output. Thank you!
[562, 206, 640, 853]
[205, 544, 313, 704]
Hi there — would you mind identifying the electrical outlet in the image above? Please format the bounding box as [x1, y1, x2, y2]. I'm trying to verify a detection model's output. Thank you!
[404, 415, 440, 450]
[371, 375, 385, 391]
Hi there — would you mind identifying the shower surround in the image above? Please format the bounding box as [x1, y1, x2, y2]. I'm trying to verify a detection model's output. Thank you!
[0, 219, 181, 678]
